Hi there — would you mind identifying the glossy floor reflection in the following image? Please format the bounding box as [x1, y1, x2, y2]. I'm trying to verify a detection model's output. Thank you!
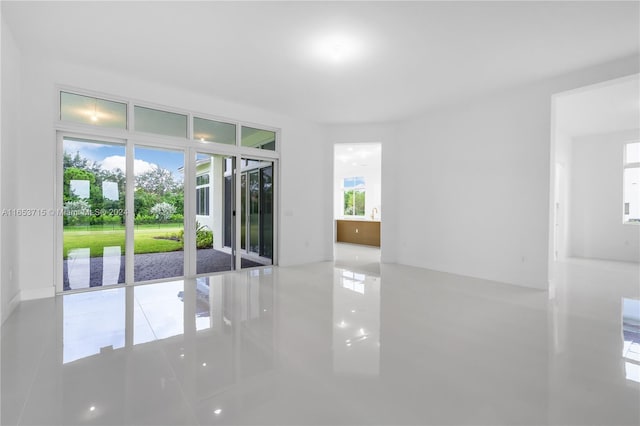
[1, 256, 639, 425]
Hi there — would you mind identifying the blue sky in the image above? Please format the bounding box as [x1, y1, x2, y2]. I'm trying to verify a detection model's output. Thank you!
[64, 139, 184, 181]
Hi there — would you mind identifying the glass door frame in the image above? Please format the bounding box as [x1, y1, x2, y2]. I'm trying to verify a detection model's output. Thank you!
[55, 132, 131, 291]
[56, 130, 279, 293]
[188, 147, 278, 273]
[56, 131, 195, 291]
[238, 158, 275, 264]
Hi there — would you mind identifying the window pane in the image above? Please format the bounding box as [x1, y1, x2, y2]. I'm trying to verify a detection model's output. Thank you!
[626, 142, 640, 164]
[343, 176, 364, 189]
[195, 153, 235, 274]
[134, 106, 187, 138]
[134, 147, 184, 282]
[344, 177, 354, 189]
[196, 187, 210, 216]
[196, 174, 209, 186]
[240, 157, 274, 266]
[224, 171, 233, 248]
[194, 117, 236, 145]
[241, 174, 247, 250]
[344, 190, 354, 215]
[624, 167, 640, 223]
[260, 166, 273, 258]
[60, 92, 127, 129]
[241, 126, 276, 151]
[63, 138, 126, 290]
[354, 190, 365, 216]
[249, 171, 260, 253]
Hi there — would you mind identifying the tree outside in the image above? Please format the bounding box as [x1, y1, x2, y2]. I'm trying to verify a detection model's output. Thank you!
[63, 149, 185, 259]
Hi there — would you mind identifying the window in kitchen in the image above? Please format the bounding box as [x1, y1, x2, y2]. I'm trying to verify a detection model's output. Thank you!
[343, 177, 365, 217]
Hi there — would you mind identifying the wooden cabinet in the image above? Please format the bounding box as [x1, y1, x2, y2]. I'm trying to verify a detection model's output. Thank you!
[336, 220, 380, 247]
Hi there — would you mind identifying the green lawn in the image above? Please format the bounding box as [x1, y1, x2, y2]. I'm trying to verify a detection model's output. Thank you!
[63, 224, 183, 259]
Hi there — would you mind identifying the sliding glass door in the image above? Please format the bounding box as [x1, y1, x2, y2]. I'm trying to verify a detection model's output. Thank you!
[60, 140, 276, 291]
[133, 146, 185, 282]
[58, 89, 280, 293]
[193, 154, 275, 271]
[194, 153, 236, 274]
[240, 157, 274, 269]
[62, 137, 126, 290]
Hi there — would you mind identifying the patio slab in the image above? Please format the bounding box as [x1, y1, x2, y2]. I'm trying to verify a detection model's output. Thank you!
[63, 249, 263, 290]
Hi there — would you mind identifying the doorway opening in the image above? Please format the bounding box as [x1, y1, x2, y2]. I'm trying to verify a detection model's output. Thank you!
[239, 158, 274, 264]
[549, 74, 640, 290]
[333, 143, 382, 267]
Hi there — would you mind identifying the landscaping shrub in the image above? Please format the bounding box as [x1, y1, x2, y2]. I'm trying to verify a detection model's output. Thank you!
[103, 215, 121, 226]
[135, 214, 156, 225]
[196, 229, 213, 249]
[170, 213, 184, 223]
[150, 202, 177, 222]
[89, 215, 104, 226]
[64, 200, 91, 226]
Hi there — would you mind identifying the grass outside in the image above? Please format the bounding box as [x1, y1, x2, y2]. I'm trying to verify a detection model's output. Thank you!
[63, 223, 183, 259]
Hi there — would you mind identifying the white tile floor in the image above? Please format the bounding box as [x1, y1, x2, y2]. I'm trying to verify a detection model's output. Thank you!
[1, 247, 639, 425]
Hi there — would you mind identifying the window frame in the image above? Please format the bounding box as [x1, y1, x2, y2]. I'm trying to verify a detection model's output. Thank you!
[133, 104, 189, 139]
[56, 86, 280, 156]
[342, 176, 366, 218]
[60, 91, 129, 130]
[195, 173, 210, 216]
[54, 86, 281, 292]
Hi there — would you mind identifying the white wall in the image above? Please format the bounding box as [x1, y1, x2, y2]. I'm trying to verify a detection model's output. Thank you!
[569, 130, 640, 262]
[12, 53, 330, 299]
[1, 17, 22, 322]
[4, 39, 638, 303]
[324, 124, 399, 263]
[395, 56, 639, 290]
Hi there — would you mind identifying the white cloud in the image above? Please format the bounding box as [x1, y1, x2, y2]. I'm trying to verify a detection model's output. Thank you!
[101, 155, 157, 176]
[100, 155, 125, 172]
[134, 159, 158, 175]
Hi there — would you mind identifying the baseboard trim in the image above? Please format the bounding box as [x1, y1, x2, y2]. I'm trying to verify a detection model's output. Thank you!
[20, 286, 55, 301]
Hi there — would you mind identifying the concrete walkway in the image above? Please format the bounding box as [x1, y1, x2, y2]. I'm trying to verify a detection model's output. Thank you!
[63, 249, 263, 290]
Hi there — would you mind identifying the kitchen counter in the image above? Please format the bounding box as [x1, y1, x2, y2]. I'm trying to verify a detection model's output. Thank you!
[336, 219, 381, 247]
[338, 216, 380, 222]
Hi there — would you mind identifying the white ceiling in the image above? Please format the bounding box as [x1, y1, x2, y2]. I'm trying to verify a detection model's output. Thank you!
[2, 1, 639, 124]
[556, 75, 640, 138]
[334, 143, 381, 177]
